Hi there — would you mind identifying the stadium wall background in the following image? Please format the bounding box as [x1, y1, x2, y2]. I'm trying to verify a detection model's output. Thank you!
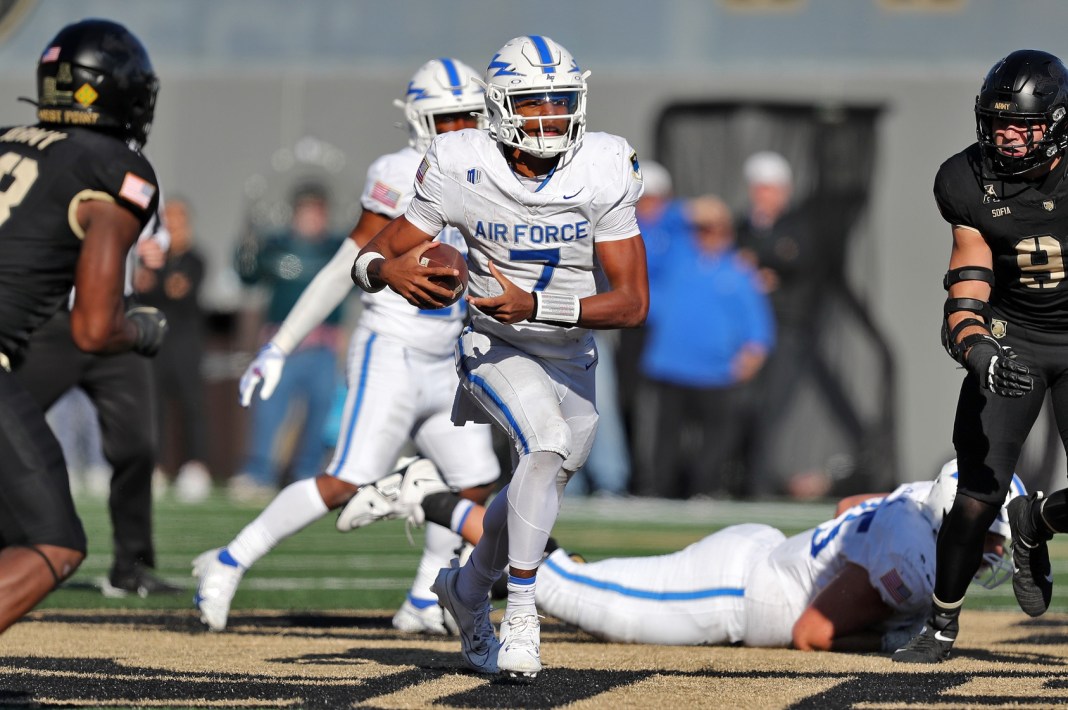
[0, 0, 1064, 489]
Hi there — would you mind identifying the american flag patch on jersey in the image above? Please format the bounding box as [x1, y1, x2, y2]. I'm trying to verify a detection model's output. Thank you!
[880, 568, 912, 604]
[416, 157, 431, 184]
[119, 172, 157, 209]
[370, 180, 400, 209]
[41, 46, 61, 63]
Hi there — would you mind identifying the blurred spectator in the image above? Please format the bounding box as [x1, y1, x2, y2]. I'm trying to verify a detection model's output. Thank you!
[570, 164, 689, 497]
[634, 160, 690, 295]
[734, 151, 823, 498]
[135, 196, 212, 503]
[736, 151, 815, 323]
[617, 161, 690, 459]
[633, 195, 774, 499]
[231, 181, 346, 501]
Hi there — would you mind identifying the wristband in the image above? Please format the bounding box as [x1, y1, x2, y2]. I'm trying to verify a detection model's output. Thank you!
[531, 291, 581, 326]
[352, 251, 386, 292]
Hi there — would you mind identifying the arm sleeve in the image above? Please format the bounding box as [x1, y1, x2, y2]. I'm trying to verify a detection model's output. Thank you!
[271, 237, 358, 354]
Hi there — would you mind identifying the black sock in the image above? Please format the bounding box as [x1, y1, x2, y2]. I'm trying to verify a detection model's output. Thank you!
[934, 496, 997, 602]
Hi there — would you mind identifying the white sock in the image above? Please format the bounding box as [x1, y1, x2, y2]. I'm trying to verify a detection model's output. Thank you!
[505, 574, 537, 619]
[411, 523, 461, 602]
[450, 498, 475, 534]
[226, 478, 328, 568]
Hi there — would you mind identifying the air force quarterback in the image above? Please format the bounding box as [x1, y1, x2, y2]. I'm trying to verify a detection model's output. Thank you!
[353, 35, 650, 678]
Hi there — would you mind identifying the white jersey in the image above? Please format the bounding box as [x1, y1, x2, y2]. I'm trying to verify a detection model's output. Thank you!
[406, 129, 642, 360]
[359, 146, 467, 358]
[537, 481, 937, 647]
[759, 481, 935, 644]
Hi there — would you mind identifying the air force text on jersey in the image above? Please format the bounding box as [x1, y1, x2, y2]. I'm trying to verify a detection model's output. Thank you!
[473, 220, 590, 245]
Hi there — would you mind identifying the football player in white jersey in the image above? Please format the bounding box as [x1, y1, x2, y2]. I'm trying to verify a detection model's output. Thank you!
[378, 459, 1020, 652]
[191, 58, 500, 635]
[353, 36, 649, 678]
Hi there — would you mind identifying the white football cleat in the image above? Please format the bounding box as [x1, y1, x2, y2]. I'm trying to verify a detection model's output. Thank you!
[497, 612, 542, 679]
[396, 458, 450, 526]
[392, 596, 457, 636]
[335, 471, 403, 532]
[431, 560, 499, 673]
[335, 456, 424, 532]
[192, 548, 245, 632]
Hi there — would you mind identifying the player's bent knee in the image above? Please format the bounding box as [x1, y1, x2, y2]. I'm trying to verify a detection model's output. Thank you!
[26, 544, 84, 586]
[316, 474, 358, 509]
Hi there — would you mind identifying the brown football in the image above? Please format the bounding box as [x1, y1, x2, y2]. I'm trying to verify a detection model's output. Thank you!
[419, 242, 469, 306]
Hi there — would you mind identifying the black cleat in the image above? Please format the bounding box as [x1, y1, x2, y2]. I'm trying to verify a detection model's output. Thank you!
[104, 562, 183, 598]
[892, 614, 957, 664]
[1008, 493, 1054, 617]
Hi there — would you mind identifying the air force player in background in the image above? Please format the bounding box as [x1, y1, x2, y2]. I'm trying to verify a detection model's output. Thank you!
[353, 36, 649, 677]
[380, 459, 1021, 652]
[192, 58, 500, 635]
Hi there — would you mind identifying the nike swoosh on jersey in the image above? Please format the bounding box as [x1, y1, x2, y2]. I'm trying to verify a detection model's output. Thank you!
[563, 189, 585, 200]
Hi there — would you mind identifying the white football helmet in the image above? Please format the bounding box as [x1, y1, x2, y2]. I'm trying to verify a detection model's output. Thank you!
[395, 57, 485, 152]
[480, 35, 590, 159]
[923, 458, 1027, 589]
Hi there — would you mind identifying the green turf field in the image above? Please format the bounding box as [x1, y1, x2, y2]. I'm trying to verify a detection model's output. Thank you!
[43, 491, 1068, 614]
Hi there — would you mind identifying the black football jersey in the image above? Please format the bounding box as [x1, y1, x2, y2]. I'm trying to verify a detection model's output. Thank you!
[0, 124, 158, 366]
[935, 143, 1068, 331]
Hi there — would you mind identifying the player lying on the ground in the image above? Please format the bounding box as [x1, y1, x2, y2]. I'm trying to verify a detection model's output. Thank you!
[355, 459, 1021, 652]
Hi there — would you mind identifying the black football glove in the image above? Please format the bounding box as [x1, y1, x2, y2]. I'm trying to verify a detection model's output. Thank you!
[126, 305, 168, 357]
[964, 335, 1032, 398]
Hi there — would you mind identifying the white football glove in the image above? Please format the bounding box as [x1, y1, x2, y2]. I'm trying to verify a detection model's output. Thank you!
[239, 342, 286, 407]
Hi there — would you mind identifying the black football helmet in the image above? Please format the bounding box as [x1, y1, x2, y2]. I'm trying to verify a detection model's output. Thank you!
[975, 49, 1068, 177]
[35, 19, 158, 148]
